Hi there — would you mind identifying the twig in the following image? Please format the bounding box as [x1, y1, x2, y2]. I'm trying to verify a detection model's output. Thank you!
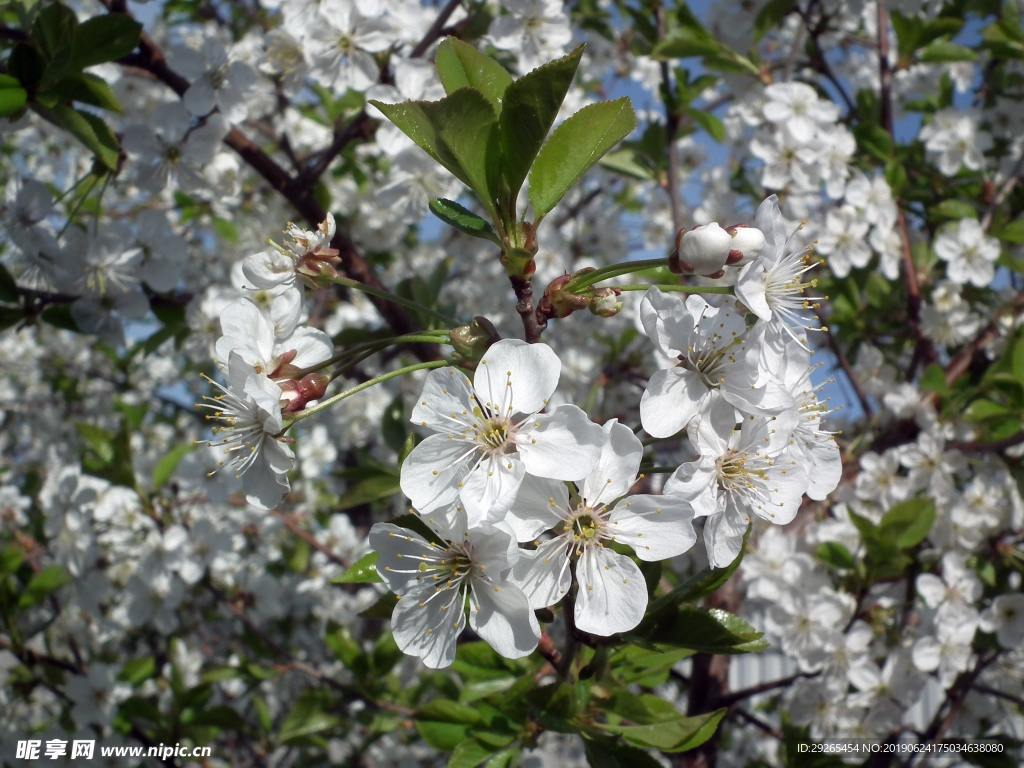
[716, 672, 815, 706]
[271, 511, 350, 569]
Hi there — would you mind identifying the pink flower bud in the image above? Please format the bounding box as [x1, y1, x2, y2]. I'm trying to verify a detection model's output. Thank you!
[679, 222, 731, 274]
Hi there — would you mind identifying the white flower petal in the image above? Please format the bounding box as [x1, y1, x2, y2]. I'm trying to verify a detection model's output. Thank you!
[391, 583, 466, 669]
[505, 476, 569, 542]
[474, 339, 560, 417]
[702, 504, 750, 568]
[468, 575, 539, 660]
[369, 523, 436, 594]
[510, 537, 572, 609]
[458, 453, 526, 525]
[516, 404, 603, 481]
[574, 546, 647, 636]
[582, 419, 643, 507]
[640, 367, 706, 438]
[410, 366, 478, 437]
[399, 433, 477, 514]
[609, 495, 697, 561]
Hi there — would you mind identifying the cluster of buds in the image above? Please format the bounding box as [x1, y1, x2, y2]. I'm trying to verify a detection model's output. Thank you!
[538, 270, 623, 322]
[668, 222, 766, 277]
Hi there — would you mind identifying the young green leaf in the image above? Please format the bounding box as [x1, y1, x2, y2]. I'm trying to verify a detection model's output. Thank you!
[371, 90, 500, 213]
[33, 104, 120, 170]
[331, 551, 383, 584]
[498, 45, 584, 204]
[434, 38, 513, 112]
[0, 74, 27, 118]
[528, 97, 636, 219]
[73, 14, 143, 69]
[429, 198, 500, 243]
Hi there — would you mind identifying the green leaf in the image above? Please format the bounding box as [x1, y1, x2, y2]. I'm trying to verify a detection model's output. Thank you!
[635, 605, 768, 654]
[919, 363, 950, 396]
[41, 304, 79, 332]
[429, 198, 500, 243]
[416, 699, 482, 750]
[437, 91, 501, 214]
[73, 14, 142, 69]
[448, 739, 493, 768]
[608, 645, 694, 686]
[528, 97, 636, 218]
[332, 551, 382, 584]
[31, 2, 79, 87]
[0, 74, 28, 118]
[19, 565, 71, 608]
[816, 541, 856, 570]
[995, 217, 1024, 245]
[51, 72, 123, 113]
[599, 148, 653, 180]
[0, 263, 19, 304]
[371, 90, 499, 213]
[278, 694, 341, 743]
[0, 546, 25, 576]
[119, 657, 157, 685]
[931, 199, 976, 220]
[879, 498, 936, 549]
[965, 398, 1010, 421]
[647, 526, 748, 614]
[499, 45, 584, 205]
[599, 707, 727, 753]
[33, 104, 120, 170]
[152, 443, 193, 489]
[583, 737, 663, 767]
[434, 38, 513, 112]
[336, 473, 400, 511]
[685, 107, 726, 142]
[754, 0, 798, 41]
[919, 39, 978, 62]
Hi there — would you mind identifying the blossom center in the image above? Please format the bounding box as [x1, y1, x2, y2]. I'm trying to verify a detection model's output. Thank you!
[475, 416, 513, 453]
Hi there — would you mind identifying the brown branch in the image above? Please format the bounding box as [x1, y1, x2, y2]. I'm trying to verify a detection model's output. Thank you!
[981, 152, 1024, 230]
[271, 511, 350, 569]
[797, 6, 856, 115]
[656, 7, 683, 234]
[909, 653, 1000, 767]
[677, 580, 740, 768]
[875, 0, 934, 378]
[716, 672, 815, 707]
[817, 308, 873, 418]
[509, 274, 545, 344]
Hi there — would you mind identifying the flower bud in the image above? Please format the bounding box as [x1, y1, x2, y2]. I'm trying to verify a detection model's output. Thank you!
[726, 225, 766, 265]
[542, 274, 590, 319]
[450, 316, 500, 368]
[280, 373, 329, 413]
[589, 287, 622, 318]
[679, 222, 731, 275]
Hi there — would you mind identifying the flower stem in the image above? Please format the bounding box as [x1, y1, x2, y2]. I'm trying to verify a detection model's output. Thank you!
[614, 283, 734, 294]
[330, 275, 457, 325]
[569, 257, 668, 291]
[285, 360, 448, 428]
[297, 331, 451, 377]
